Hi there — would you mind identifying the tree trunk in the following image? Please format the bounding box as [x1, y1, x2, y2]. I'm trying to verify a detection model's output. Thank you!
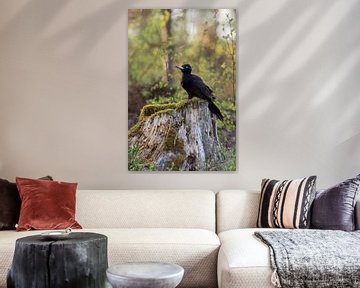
[7, 232, 108, 288]
[128, 98, 223, 171]
[162, 9, 175, 88]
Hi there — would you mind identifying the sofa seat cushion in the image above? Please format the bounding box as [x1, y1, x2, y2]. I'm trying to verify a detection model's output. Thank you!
[101, 228, 220, 288]
[0, 228, 219, 288]
[218, 228, 282, 288]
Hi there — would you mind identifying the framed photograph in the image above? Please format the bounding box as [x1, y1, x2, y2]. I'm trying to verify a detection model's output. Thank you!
[128, 9, 236, 171]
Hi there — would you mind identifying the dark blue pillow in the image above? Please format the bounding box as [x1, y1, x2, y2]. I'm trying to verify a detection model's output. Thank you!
[311, 174, 360, 231]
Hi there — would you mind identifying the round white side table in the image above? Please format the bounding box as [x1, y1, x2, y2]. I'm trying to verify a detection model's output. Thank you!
[106, 262, 184, 288]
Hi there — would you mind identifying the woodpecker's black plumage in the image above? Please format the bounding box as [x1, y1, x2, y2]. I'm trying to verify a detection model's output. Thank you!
[176, 64, 224, 121]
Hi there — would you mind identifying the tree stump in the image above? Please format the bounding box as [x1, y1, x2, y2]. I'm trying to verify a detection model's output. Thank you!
[128, 98, 223, 171]
[7, 232, 108, 288]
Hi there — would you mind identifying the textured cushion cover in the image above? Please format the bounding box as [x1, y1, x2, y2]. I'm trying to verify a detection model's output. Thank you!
[0, 228, 220, 288]
[311, 174, 360, 231]
[16, 177, 82, 231]
[257, 176, 316, 229]
[216, 190, 260, 233]
[76, 190, 215, 231]
[218, 228, 275, 288]
[0, 176, 52, 230]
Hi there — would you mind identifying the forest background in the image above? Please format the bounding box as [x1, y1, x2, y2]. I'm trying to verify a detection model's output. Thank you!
[128, 9, 236, 171]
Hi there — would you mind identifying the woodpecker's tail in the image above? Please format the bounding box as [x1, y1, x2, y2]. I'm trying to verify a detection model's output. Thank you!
[208, 101, 224, 121]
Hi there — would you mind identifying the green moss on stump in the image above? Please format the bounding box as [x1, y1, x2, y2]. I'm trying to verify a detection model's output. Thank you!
[129, 100, 194, 138]
[139, 103, 176, 121]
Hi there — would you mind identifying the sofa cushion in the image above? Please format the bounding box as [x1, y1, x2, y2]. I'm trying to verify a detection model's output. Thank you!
[104, 228, 219, 288]
[257, 176, 316, 229]
[76, 190, 216, 231]
[218, 228, 277, 288]
[0, 228, 220, 288]
[216, 190, 260, 233]
[311, 174, 360, 231]
[16, 177, 82, 231]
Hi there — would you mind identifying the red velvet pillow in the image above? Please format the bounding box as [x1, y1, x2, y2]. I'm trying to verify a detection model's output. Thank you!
[16, 177, 82, 231]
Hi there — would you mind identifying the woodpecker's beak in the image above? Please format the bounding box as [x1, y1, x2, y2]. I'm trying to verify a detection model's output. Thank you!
[176, 65, 183, 70]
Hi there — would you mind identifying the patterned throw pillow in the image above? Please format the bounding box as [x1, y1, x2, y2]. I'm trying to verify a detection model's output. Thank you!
[257, 176, 317, 229]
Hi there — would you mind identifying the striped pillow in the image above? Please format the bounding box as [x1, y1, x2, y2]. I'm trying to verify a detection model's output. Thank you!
[257, 176, 317, 229]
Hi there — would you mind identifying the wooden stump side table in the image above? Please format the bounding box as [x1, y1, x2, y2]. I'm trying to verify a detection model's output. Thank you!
[7, 232, 108, 288]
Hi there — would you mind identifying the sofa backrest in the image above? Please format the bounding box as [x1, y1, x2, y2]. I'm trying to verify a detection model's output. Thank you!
[216, 190, 260, 233]
[76, 190, 216, 231]
[217, 190, 360, 233]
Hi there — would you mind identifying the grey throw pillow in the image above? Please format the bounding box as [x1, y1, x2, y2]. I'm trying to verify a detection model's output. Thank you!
[311, 174, 360, 231]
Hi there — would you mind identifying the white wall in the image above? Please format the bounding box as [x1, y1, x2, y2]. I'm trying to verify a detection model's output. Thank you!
[0, 0, 359, 191]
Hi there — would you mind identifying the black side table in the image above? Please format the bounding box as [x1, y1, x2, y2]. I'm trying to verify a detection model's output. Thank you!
[7, 232, 108, 288]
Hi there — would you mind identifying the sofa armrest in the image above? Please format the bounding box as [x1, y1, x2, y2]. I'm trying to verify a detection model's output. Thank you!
[356, 200, 360, 230]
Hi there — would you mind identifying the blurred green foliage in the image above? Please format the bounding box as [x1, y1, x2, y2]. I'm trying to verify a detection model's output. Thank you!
[128, 145, 156, 171]
[128, 9, 236, 168]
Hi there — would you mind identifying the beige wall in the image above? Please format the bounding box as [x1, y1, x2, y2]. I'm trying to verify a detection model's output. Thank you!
[0, 0, 359, 191]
